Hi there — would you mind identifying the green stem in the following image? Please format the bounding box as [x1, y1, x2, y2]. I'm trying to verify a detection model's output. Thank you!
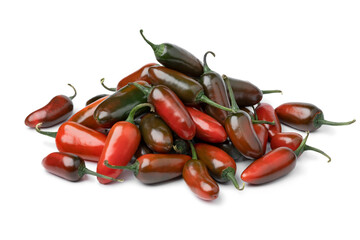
[130, 82, 151, 96]
[203, 51, 215, 74]
[222, 74, 240, 112]
[197, 93, 235, 113]
[304, 145, 331, 163]
[223, 167, 244, 191]
[317, 118, 356, 126]
[173, 139, 189, 154]
[67, 84, 77, 100]
[251, 106, 258, 120]
[252, 119, 275, 125]
[104, 160, 139, 176]
[125, 103, 154, 124]
[294, 131, 309, 157]
[262, 90, 282, 95]
[140, 29, 159, 52]
[188, 141, 197, 160]
[35, 123, 57, 138]
[79, 163, 124, 182]
[100, 78, 116, 92]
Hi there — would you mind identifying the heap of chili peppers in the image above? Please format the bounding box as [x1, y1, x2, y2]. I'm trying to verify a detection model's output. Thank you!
[25, 29, 356, 201]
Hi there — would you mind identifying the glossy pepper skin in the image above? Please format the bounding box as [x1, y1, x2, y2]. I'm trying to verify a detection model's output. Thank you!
[140, 30, 203, 77]
[275, 102, 356, 132]
[255, 103, 281, 139]
[253, 124, 268, 156]
[131, 142, 153, 164]
[42, 152, 122, 182]
[116, 63, 158, 90]
[69, 96, 108, 133]
[36, 121, 107, 162]
[195, 143, 243, 190]
[25, 84, 76, 128]
[198, 51, 231, 125]
[183, 142, 219, 201]
[140, 113, 173, 153]
[241, 132, 309, 185]
[105, 154, 191, 184]
[96, 103, 151, 184]
[94, 80, 150, 128]
[186, 106, 227, 143]
[86, 94, 108, 106]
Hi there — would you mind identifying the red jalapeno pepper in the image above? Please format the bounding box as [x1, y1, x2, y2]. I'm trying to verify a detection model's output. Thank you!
[25, 84, 77, 128]
[96, 103, 153, 184]
[36, 121, 107, 162]
[275, 102, 356, 132]
[270, 132, 331, 162]
[195, 143, 244, 190]
[198, 51, 231, 125]
[132, 83, 196, 140]
[255, 102, 282, 139]
[86, 94, 109, 106]
[104, 154, 191, 184]
[183, 141, 219, 201]
[42, 152, 122, 182]
[186, 106, 227, 143]
[241, 132, 309, 185]
[69, 96, 108, 133]
[140, 30, 203, 77]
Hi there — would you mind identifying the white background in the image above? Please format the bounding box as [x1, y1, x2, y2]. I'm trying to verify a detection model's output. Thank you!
[1, 1, 359, 239]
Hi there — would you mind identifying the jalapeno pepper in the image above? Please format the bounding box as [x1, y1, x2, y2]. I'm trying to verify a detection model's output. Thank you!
[140, 113, 173, 153]
[270, 132, 331, 162]
[275, 102, 356, 132]
[255, 103, 281, 139]
[96, 103, 153, 184]
[86, 94, 108, 106]
[36, 121, 107, 162]
[195, 143, 244, 190]
[25, 84, 77, 128]
[183, 141, 219, 201]
[104, 154, 191, 184]
[42, 152, 122, 182]
[94, 80, 150, 128]
[241, 132, 310, 185]
[198, 51, 231, 125]
[140, 30, 203, 77]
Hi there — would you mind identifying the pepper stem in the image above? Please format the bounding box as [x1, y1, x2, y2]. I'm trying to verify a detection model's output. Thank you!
[197, 93, 235, 113]
[294, 131, 309, 157]
[79, 163, 124, 182]
[262, 90, 282, 95]
[317, 118, 356, 126]
[67, 84, 77, 100]
[203, 51, 215, 74]
[140, 29, 159, 52]
[222, 74, 240, 112]
[304, 145, 331, 163]
[223, 167, 244, 191]
[173, 139, 189, 154]
[100, 78, 116, 92]
[104, 160, 139, 176]
[130, 82, 151, 96]
[188, 141, 197, 160]
[252, 119, 275, 125]
[35, 123, 57, 138]
[125, 103, 154, 124]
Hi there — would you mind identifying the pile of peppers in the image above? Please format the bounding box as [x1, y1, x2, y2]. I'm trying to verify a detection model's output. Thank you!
[25, 30, 356, 201]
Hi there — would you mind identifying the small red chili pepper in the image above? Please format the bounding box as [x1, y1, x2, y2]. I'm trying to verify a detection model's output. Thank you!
[270, 132, 331, 162]
[68, 96, 108, 133]
[275, 102, 356, 132]
[255, 103, 281, 139]
[96, 103, 153, 184]
[183, 141, 219, 201]
[36, 121, 107, 162]
[241, 132, 309, 185]
[186, 106, 227, 143]
[25, 84, 77, 128]
[42, 152, 122, 182]
[195, 143, 244, 190]
[104, 154, 191, 184]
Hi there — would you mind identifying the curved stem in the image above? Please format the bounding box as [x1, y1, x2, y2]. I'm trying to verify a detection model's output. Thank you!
[130, 82, 151, 96]
[304, 145, 331, 163]
[100, 78, 116, 92]
[294, 131, 309, 157]
[173, 139, 189, 154]
[203, 51, 215, 74]
[104, 160, 139, 176]
[197, 93, 235, 113]
[222, 74, 240, 112]
[35, 123, 57, 138]
[67, 84, 77, 100]
[251, 106, 258, 120]
[79, 163, 124, 182]
[188, 141, 197, 160]
[140, 29, 158, 51]
[318, 118, 356, 126]
[252, 120, 275, 125]
[125, 103, 154, 124]
[261, 90, 282, 95]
